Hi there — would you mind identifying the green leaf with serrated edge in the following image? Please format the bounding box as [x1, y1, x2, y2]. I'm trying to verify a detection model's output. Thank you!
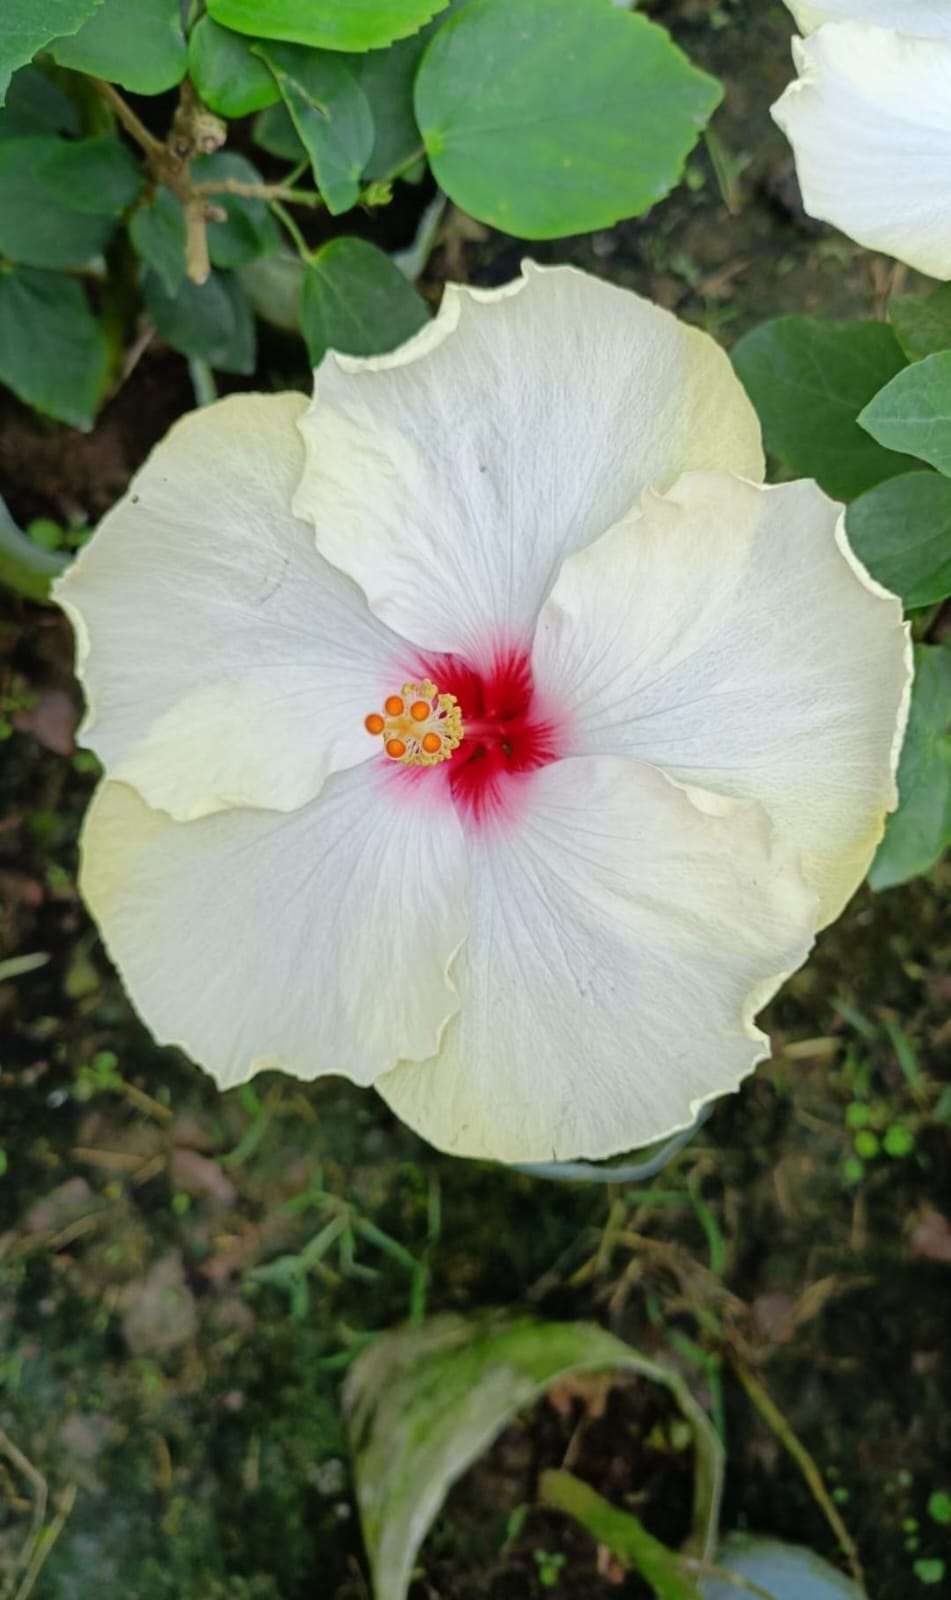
[252, 99, 304, 161]
[869, 645, 951, 892]
[859, 351, 951, 478]
[192, 152, 280, 270]
[129, 187, 187, 297]
[208, 0, 447, 52]
[188, 16, 280, 119]
[0, 65, 78, 139]
[0, 0, 100, 105]
[890, 283, 951, 363]
[732, 316, 909, 500]
[255, 43, 373, 215]
[847, 473, 951, 609]
[700, 1536, 866, 1598]
[37, 136, 142, 214]
[0, 137, 116, 267]
[50, 0, 186, 95]
[345, 1316, 723, 1600]
[414, 0, 721, 238]
[143, 267, 255, 374]
[0, 265, 107, 429]
[300, 236, 428, 365]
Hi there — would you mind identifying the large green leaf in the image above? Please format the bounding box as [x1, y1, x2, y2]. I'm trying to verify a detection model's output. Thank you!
[847, 473, 951, 609]
[869, 645, 951, 892]
[859, 351, 951, 478]
[889, 283, 951, 363]
[252, 100, 305, 161]
[414, 0, 721, 237]
[143, 267, 255, 373]
[299, 236, 428, 364]
[0, 0, 100, 105]
[0, 64, 79, 140]
[0, 137, 116, 266]
[208, 0, 447, 51]
[129, 187, 187, 297]
[187, 16, 280, 118]
[37, 135, 142, 213]
[732, 316, 909, 500]
[354, 33, 428, 180]
[255, 43, 373, 214]
[0, 265, 107, 428]
[50, 0, 186, 95]
[192, 152, 280, 269]
[345, 1315, 723, 1600]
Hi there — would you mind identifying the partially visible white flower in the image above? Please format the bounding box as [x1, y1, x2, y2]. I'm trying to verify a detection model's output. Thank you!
[772, 19, 951, 279]
[55, 264, 910, 1165]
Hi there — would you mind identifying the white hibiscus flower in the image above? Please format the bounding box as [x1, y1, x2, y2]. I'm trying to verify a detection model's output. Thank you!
[773, 5, 951, 279]
[56, 264, 910, 1165]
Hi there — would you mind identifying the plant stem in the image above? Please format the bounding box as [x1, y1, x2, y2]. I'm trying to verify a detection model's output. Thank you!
[193, 177, 324, 207]
[91, 79, 164, 161]
[270, 199, 314, 263]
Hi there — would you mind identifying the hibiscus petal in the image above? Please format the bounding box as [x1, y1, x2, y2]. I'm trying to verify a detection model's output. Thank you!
[772, 26, 951, 279]
[532, 472, 911, 926]
[80, 771, 467, 1088]
[56, 393, 401, 821]
[294, 262, 764, 662]
[377, 757, 815, 1164]
[785, 1, 951, 40]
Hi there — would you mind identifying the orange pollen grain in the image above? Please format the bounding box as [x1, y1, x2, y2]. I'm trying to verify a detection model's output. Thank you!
[364, 712, 385, 736]
[384, 695, 405, 717]
[385, 737, 407, 759]
[421, 731, 442, 754]
[409, 699, 431, 722]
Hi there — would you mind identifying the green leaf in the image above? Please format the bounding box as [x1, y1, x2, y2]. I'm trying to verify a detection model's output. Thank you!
[50, 0, 187, 95]
[731, 316, 910, 500]
[0, 137, 116, 266]
[255, 43, 373, 215]
[300, 236, 428, 365]
[129, 186, 187, 297]
[541, 1471, 701, 1600]
[0, 494, 68, 602]
[354, 33, 428, 180]
[859, 351, 951, 478]
[143, 267, 256, 374]
[208, 0, 447, 52]
[869, 645, 951, 892]
[37, 135, 142, 214]
[414, 0, 721, 238]
[847, 473, 951, 609]
[889, 283, 951, 363]
[345, 1316, 723, 1600]
[0, 264, 107, 428]
[252, 100, 305, 161]
[242, 249, 304, 333]
[187, 16, 280, 118]
[701, 1536, 865, 1598]
[192, 152, 280, 269]
[0, 64, 79, 139]
[0, 0, 101, 105]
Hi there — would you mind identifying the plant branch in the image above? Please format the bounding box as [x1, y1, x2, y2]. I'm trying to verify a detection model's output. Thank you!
[193, 177, 325, 207]
[91, 79, 164, 161]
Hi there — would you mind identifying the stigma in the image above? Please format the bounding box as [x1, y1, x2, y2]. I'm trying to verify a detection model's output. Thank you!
[364, 679, 463, 766]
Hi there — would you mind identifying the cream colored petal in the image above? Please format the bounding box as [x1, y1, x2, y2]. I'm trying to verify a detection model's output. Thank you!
[533, 472, 911, 927]
[55, 393, 402, 821]
[772, 26, 951, 279]
[81, 771, 467, 1090]
[378, 757, 815, 1165]
[294, 261, 764, 662]
[785, 2, 951, 39]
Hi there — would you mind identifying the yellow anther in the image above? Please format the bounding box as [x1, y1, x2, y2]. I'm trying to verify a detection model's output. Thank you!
[364, 678, 464, 766]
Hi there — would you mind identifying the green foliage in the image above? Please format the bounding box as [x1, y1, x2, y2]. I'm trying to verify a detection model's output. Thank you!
[869, 645, 951, 893]
[731, 316, 909, 500]
[0, 135, 118, 266]
[49, 0, 187, 95]
[889, 283, 951, 363]
[0, 0, 100, 104]
[143, 268, 256, 374]
[354, 33, 429, 179]
[37, 134, 142, 213]
[846, 473, 951, 609]
[0, 62, 78, 139]
[129, 186, 187, 296]
[300, 236, 429, 364]
[415, 0, 721, 237]
[0, 265, 107, 428]
[187, 16, 280, 118]
[193, 152, 281, 268]
[859, 352, 951, 479]
[208, 0, 448, 52]
[255, 43, 374, 215]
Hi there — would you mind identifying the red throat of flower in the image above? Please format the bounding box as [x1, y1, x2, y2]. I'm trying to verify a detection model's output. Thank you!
[364, 646, 563, 826]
